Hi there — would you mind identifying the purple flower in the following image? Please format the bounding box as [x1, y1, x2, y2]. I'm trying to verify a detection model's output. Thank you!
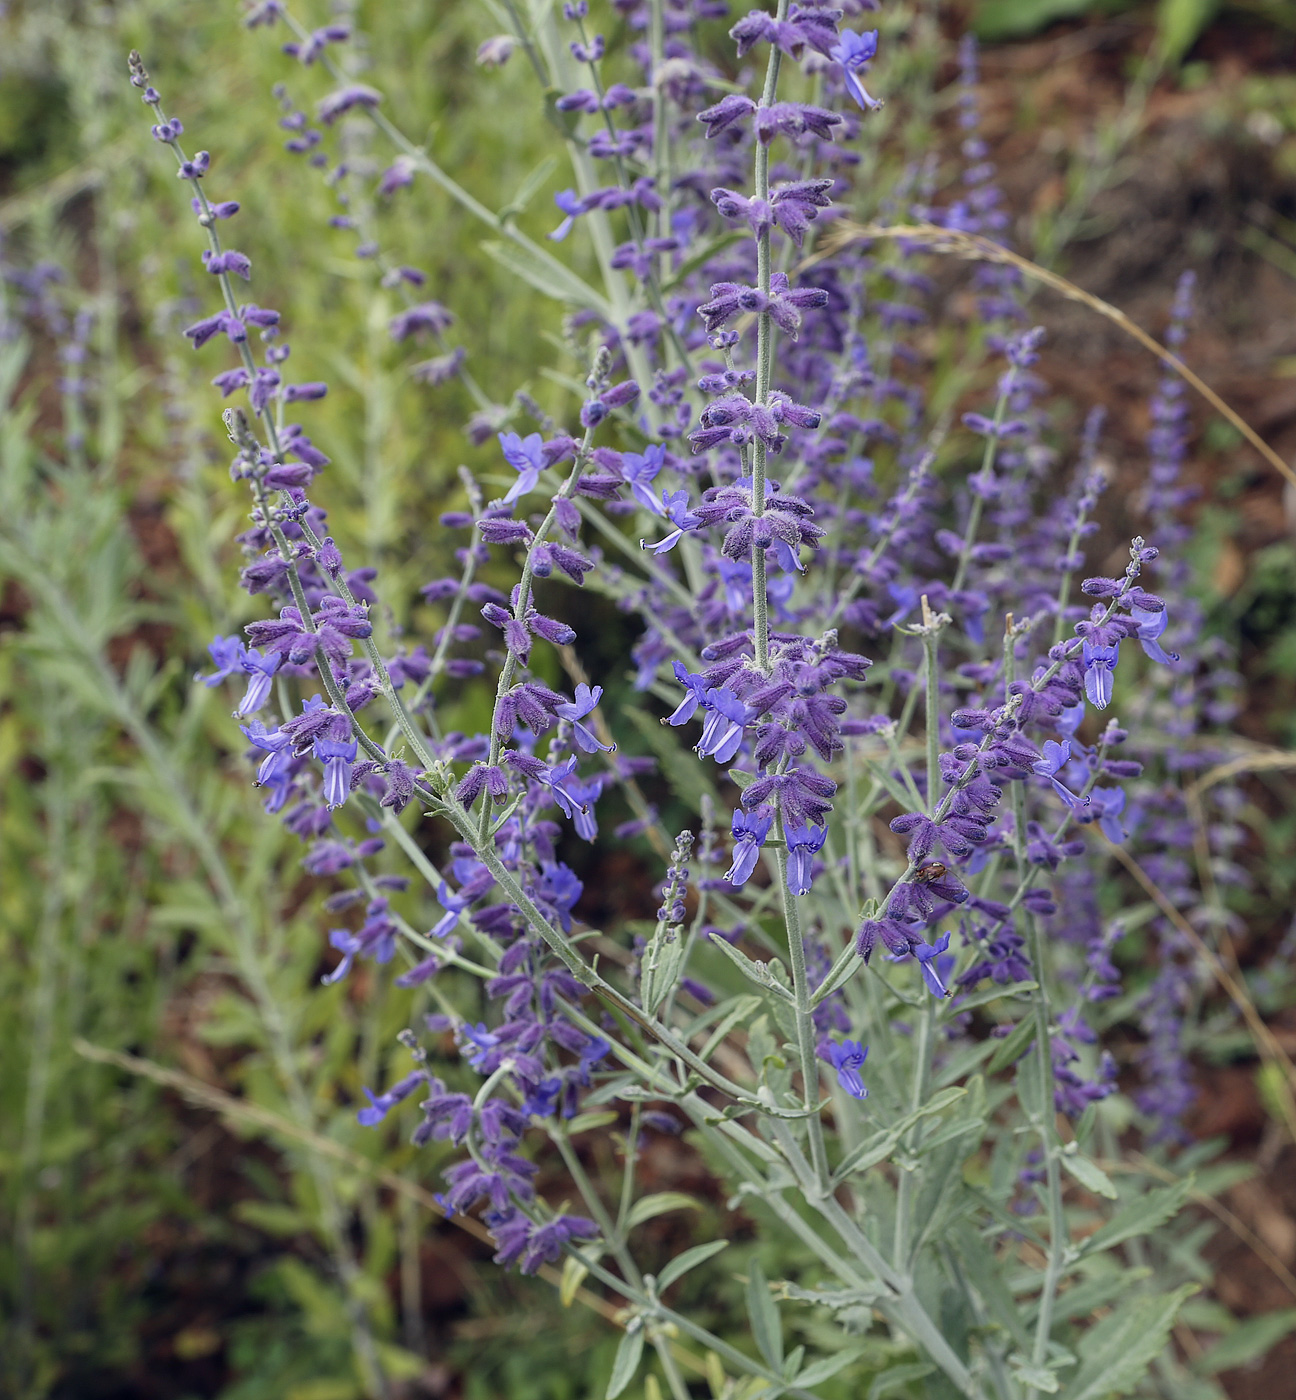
[666, 663, 710, 726]
[698, 93, 756, 138]
[1082, 786, 1127, 843]
[621, 445, 666, 513]
[543, 755, 588, 824]
[744, 766, 837, 828]
[725, 807, 772, 886]
[538, 861, 584, 932]
[322, 900, 398, 983]
[285, 24, 351, 65]
[516, 1214, 599, 1274]
[770, 179, 835, 248]
[430, 881, 472, 939]
[459, 1021, 500, 1070]
[560, 773, 605, 841]
[477, 34, 517, 67]
[1082, 640, 1119, 709]
[183, 309, 246, 347]
[283, 381, 328, 403]
[317, 84, 382, 124]
[414, 1081, 475, 1145]
[177, 150, 211, 180]
[912, 933, 954, 999]
[201, 249, 251, 280]
[555, 684, 614, 754]
[498, 431, 545, 505]
[856, 917, 915, 962]
[641, 490, 700, 554]
[212, 368, 250, 397]
[786, 824, 828, 895]
[240, 720, 292, 785]
[826, 1039, 869, 1098]
[314, 733, 358, 808]
[196, 634, 245, 685]
[357, 1070, 425, 1126]
[1032, 739, 1087, 810]
[752, 102, 843, 144]
[698, 273, 828, 340]
[829, 29, 883, 112]
[1130, 604, 1179, 665]
[548, 189, 585, 242]
[235, 647, 281, 716]
[389, 301, 454, 341]
[696, 686, 752, 764]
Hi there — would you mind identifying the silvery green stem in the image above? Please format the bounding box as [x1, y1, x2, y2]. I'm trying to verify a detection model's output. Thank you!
[571, 11, 695, 380]
[892, 1000, 933, 1269]
[477, 430, 594, 841]
[749, 0, 789, 672]
[1052, 488, 1099, 647]
[575, 1252, 816, 1398]
[773, 828, 832, 1188]
[385, 467, 484, 748]
[548, 997, 979, 1396]
[278, 5, 613, 330]
[440, 793, 763, 1105]
[547, 1109, 692, 1400]
[823, 412, 950, 630]
[921, 598, 944, 813]
[951, 371, 1015, 596]
[1023, 910, 1067, 1395]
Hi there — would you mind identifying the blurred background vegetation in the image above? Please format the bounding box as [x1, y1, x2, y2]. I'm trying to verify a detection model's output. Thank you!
[2, 1, 1296, 1398]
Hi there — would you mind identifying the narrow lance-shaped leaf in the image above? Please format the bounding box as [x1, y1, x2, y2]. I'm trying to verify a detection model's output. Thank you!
[605, 1326, 645, 1400]
[746, 1259, 783, 1371]
[1081, 1177, 1193, 1257]
[655, 1239, 729, 1292]
[1060, 1284, 1197, 1400]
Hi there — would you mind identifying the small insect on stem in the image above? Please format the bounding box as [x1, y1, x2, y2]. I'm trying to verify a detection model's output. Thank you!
[913, 862, 948, 884]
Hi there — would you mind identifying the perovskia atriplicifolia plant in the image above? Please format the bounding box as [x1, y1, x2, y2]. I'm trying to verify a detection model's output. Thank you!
[119, 2, 1267, 1396]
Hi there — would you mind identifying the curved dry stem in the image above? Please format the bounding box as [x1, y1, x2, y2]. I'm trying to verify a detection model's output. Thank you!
[1098, 834, 1296, 1143]
[807, 221, 1296, 492]
[1103, 1151, 1296, 1303]
[1185, 750, 1296, 803]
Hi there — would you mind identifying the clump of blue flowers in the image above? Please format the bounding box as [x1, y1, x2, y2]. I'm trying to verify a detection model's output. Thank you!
[129, 4, 1240, 1394]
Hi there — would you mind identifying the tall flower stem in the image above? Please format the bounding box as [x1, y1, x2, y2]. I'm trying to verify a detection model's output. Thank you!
[549, 1130, 692, 1400]
[951, 372, 1014, 595]
[749, 0, 790, 673]
[139, 75, 435, 776]
[773, 823, 831, 1188]
[1022, 910, 1067, 1398]
[475, 432, 595, 843]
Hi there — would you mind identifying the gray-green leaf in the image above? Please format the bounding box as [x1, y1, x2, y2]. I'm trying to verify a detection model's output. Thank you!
[1194, 1309, 1296, 1376]
[987, 1017, 1036, 1075]
[1082, 1177, 1192, 1257]
[655, 1239, 729, 1291]
[625, 1192, 699, 1229]
[746, 1260, 783, 1371]
[605, 1326, 645, 1400]
[1060, 1284, 1197, 1399]
[481, 239, 612, 319]
[794, 1346, 867, 1386]
[1060, 1150, 1120, 1201]
[709, 935, 796, 1002]
[868, 1362, 935, 1399]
